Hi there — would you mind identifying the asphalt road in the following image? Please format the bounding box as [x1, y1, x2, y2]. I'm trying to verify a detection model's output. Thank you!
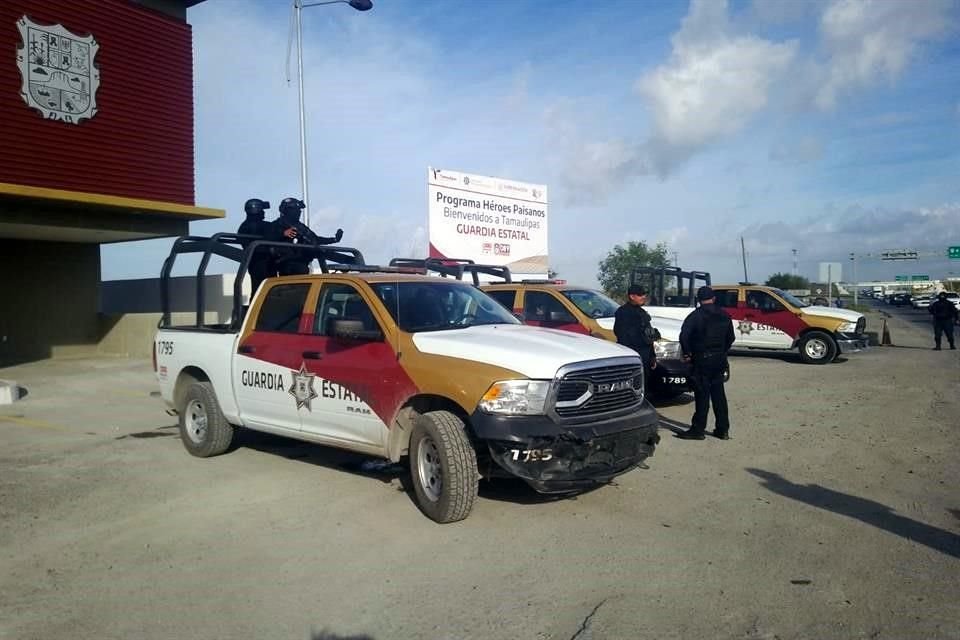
[1, 310, 958, 640]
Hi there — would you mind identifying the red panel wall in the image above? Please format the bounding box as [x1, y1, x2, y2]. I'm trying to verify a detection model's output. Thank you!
[0, 0, 195, 205]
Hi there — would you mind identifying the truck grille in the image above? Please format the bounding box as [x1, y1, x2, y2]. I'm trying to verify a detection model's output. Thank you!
[855, 317, 865, 334]
[553, 363, 644, 419]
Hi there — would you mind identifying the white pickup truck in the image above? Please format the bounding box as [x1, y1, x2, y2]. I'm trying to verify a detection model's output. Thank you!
[154, 236, 661, 523]
[632, 268, 868, 364]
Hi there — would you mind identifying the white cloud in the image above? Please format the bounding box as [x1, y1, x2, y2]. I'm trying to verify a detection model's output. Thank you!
[814, 0, 954, 109]
[637, 0, 797, 173]
[548, 0, 798, 202]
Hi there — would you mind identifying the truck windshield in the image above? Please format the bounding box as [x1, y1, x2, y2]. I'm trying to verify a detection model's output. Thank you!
[771, 288, 810, 308]
[560, 289, 621, 318]
[371, 281, 521, 333]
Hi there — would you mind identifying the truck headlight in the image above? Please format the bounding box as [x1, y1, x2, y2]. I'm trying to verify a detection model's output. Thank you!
[478, 380, 550, 415]
[837, 322, 857, 333]
[653, 340, 682, 360]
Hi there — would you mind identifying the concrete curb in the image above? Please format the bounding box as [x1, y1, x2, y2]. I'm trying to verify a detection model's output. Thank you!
[0, 379, 20, 405]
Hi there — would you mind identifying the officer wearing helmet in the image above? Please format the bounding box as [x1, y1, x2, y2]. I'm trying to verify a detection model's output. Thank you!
[677, 286, 735, 441]
[927, 291, 958, 350]
[236, 198, 275, 294]
[269, 197, 344, 275]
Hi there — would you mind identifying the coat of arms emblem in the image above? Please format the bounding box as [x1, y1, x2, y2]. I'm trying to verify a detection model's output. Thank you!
[15, 15, 100, 124]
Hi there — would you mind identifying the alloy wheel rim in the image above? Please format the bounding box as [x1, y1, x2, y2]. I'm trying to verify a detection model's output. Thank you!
[185, 400, 208, 444]
[416, 437, 443, 502]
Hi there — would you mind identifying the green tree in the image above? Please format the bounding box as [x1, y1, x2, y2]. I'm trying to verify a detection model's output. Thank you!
[765, 272, 811, 290]
[597, 241, 670, 300]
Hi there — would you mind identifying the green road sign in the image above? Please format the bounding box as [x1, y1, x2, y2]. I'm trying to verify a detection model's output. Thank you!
[949, 246, 960, 259]
[895, 275, 908, 281]
[911, 275, 929, 281]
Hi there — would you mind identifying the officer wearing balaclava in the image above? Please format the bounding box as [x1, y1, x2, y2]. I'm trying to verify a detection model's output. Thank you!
[237, 198, 275, 294]
[269, 197, 344, 275]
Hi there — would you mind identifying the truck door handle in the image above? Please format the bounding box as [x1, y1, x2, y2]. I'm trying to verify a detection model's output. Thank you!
[238, 345, 255, 354]
[302, 351, 323, 360]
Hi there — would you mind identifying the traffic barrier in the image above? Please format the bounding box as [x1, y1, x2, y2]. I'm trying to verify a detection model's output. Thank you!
[881, 318, 892, 346]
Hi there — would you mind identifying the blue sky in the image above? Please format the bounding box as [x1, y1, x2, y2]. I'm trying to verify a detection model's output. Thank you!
[102, 0, 960, 285]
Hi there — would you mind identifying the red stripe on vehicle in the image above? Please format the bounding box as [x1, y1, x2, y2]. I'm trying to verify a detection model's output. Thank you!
[237, 331, 418, 426]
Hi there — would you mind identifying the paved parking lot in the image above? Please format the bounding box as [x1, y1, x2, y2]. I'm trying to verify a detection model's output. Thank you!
[2, 309, 958, 640]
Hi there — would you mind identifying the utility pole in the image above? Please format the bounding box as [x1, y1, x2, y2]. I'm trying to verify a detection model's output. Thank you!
[850, 252, 858, 306]
[827, 264, 833, 305]
[740, 237, 749, 283]
[792, 249, 798, 277]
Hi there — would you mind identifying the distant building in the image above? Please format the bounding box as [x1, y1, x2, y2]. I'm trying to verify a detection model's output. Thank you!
[818, 262, 842, 283]
[0, 1, 221, 365]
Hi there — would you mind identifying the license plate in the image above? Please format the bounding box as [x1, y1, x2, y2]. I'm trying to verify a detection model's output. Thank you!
[666, 377, 686, 385]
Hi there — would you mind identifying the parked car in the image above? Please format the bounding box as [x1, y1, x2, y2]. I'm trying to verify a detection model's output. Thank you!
[912, 295, 932, 309]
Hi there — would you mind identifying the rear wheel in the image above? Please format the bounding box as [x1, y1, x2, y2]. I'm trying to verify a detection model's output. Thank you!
[409, 410, 478, 523]
[798, 331, 837, 365]
[179, 381, 234, 457]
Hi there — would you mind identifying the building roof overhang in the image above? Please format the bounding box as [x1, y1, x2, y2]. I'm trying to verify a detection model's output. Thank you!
[0, 182, 224, 244]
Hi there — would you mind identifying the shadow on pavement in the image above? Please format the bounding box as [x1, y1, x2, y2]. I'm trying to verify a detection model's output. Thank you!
[236, 429, 402, 485]
[650, 392, 694, 407]
[311, 631, 375, 640]
[656, 415, 689, 435]
[730, 351, 848, 365]
[747, 468, 960, 559]
[233, 429, 596, 509]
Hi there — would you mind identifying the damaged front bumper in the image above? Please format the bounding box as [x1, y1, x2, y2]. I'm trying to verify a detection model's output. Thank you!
[471, 402, 661, 493]
[836, 332, 869, 353]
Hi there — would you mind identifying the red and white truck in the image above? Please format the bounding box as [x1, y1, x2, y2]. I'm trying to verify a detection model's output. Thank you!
[154, 235, 661, 523]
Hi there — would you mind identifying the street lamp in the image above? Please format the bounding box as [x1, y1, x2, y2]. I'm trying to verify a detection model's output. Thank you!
[291, 0, 372, 228]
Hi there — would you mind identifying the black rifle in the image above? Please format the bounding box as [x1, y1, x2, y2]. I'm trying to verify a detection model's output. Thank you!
[280, 219, 342, 246]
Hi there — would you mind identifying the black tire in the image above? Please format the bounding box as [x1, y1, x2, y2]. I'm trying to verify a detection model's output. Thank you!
[408, 410, 479, 523]
[798, 331, 838, 365]
[178, 381, 234, 457]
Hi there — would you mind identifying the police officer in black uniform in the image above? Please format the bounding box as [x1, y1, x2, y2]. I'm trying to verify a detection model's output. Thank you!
[268, 197, 344, 275]
[614, 284, 658, 378]
[677, 286, 735, 440]
[236, 198, 275, 294]
[928, 291, 958, 350]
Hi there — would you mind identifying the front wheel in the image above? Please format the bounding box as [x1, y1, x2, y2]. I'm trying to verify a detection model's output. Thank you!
[409, 410, 479, 523]
[798, 331, 838, 365]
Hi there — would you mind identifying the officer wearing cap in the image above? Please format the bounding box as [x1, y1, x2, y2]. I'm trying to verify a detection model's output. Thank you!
[927, 291, 958, 350]
[614, 284, 659, 379]
[237, 198, 275, 294]
[677, 285, 735, 440]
